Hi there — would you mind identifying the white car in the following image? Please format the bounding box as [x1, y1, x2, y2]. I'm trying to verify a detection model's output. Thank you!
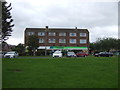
[4, 51, 19, 58]
[52, 51, 62, 58]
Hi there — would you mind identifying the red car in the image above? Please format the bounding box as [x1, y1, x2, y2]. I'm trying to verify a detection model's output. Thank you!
[76, 52, 88, 57]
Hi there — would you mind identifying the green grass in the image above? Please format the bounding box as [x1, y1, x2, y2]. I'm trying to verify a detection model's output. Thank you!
[2, 56, 118, 88]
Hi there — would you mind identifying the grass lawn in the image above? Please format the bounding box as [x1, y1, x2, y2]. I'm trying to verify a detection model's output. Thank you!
[2, 56, 118, 88]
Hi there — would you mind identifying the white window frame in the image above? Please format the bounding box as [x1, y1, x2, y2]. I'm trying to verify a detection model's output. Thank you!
[49, 39, 56, 43]
[59, 39, 66, 43]
[69, 33, 76, 36]
[28, 32, 35, 35]
[59, 33, 66, 36]
[39, 38, 44, 43]
[69, 39, 76, 44]
[80, 33, 86, 37]
[38, 32, 45, 36]
[49, 32, 56, 36]
[80, 39, 87, 44]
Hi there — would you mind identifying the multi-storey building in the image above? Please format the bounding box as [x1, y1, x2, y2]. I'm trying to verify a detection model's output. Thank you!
[24, 26, 89, 53]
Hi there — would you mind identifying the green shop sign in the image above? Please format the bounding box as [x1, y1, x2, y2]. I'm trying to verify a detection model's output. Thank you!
[50, 46, 88, 50]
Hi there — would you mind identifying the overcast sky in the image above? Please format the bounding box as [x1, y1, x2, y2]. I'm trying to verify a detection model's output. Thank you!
[6, 0, 119, 45]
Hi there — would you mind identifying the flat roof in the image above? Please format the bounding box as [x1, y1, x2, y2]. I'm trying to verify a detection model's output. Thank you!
[25, 27, 89, 32]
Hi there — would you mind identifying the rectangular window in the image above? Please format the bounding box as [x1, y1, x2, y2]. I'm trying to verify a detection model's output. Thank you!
[70, 33, 76, 36]
[49, 32, 56, 36]
[69, 39, 76, 43]
[59, 39, 66, 43]
[80, 33, 86, 37]
[49, 39, 55, 43]
[38, 32, 45, 36]
[59, 33, 66, 36]
[39, 38, 44, 43]
[27, 32, 35, 35]
[80, 39, 87, 44]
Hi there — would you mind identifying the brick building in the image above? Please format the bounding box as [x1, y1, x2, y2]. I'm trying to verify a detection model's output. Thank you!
[24, 26, 89, 54]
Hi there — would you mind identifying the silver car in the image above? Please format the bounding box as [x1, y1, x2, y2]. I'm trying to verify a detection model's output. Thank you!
[4, 51, 19, 58]
[67, 52, 76, 57]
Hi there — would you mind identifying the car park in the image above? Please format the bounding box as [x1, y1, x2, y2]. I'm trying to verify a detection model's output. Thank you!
[67, 52, 76, 57]
[52, 51, 62, 58]
[76, 52, 88, 57]
[4, 51, 19, 58]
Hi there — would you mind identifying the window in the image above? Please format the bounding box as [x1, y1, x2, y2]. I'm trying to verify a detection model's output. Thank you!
[39, 38, 44, 43]
[69, 33, 76, 36]
[49, 32, 56, 36]
[49, 39, 55, 43]
[38, 32, 45, 36]
[27, 32, 35, 35]
[69, 39, 76, 43]
[59, 33, 66, 36]
[80, 39, 87, 44]
[59, 39, 66, 43]
[80, 33, 86, 37]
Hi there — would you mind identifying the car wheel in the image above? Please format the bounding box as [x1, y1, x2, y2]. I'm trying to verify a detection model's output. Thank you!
[83, 55, 85, 57]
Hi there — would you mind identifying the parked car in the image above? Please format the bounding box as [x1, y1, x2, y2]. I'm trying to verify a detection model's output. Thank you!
[4, 51, 19, 58]
[76, 52, 88, 57]
[95, 52, 113, 57]
[67, 52, 76, 57]
[0, 51, 5, 58]
[94, 53, 100, 57]
[52, 51, 62, 58]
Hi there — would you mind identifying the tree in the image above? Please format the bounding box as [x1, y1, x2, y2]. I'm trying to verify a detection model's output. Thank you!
[90, 38, 118, 52]
[12, 43, 25, 56]
[1, 1, 14, 42]
[26, 35, 39, 56]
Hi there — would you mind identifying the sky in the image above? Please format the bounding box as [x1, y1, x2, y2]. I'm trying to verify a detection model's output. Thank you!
[6, 0, 119, 45]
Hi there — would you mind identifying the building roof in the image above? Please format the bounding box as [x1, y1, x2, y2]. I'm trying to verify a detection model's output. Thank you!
[25, 27, 89, 32]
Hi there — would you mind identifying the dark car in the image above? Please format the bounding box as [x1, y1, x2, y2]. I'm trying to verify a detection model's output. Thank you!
[76, 52, 88, 57]
[94, 53, 100, 57]
[95, 52, 113, 57]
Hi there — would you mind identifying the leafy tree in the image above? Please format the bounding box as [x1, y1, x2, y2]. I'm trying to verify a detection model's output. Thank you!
[1, 1, 14, 42]
[12, 43, 25, 55]
[26, 35, 39, 56]
[90, 38, 119, 52]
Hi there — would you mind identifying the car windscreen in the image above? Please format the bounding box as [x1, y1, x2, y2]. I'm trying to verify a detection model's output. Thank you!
[54, 52, 61, 54]
[68, 52, 74, 54]
[7, 52, 15, 54]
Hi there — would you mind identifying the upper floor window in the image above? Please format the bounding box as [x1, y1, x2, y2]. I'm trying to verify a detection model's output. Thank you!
[59, 33, 66, 36]
[38, 32, 45, 36]
[59, 39, 66, 43]
[49, 32, 56, 36]
[49, 39, 55, 43]
[69, 39, 76, 44]
[39, 38, 44, 43]
[80, 39, 87, 44]
[27, 32, 35, 35]
[69, 33, 76, 36]
[80, 33, 86, 37]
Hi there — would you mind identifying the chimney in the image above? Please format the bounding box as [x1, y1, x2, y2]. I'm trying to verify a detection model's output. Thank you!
[45, 26, 48, 29]
[75, 27, 77, 30]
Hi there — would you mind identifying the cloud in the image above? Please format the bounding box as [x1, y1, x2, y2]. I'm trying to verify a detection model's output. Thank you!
[89, 25, 118, 42]
[6, 0, 118, 45]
